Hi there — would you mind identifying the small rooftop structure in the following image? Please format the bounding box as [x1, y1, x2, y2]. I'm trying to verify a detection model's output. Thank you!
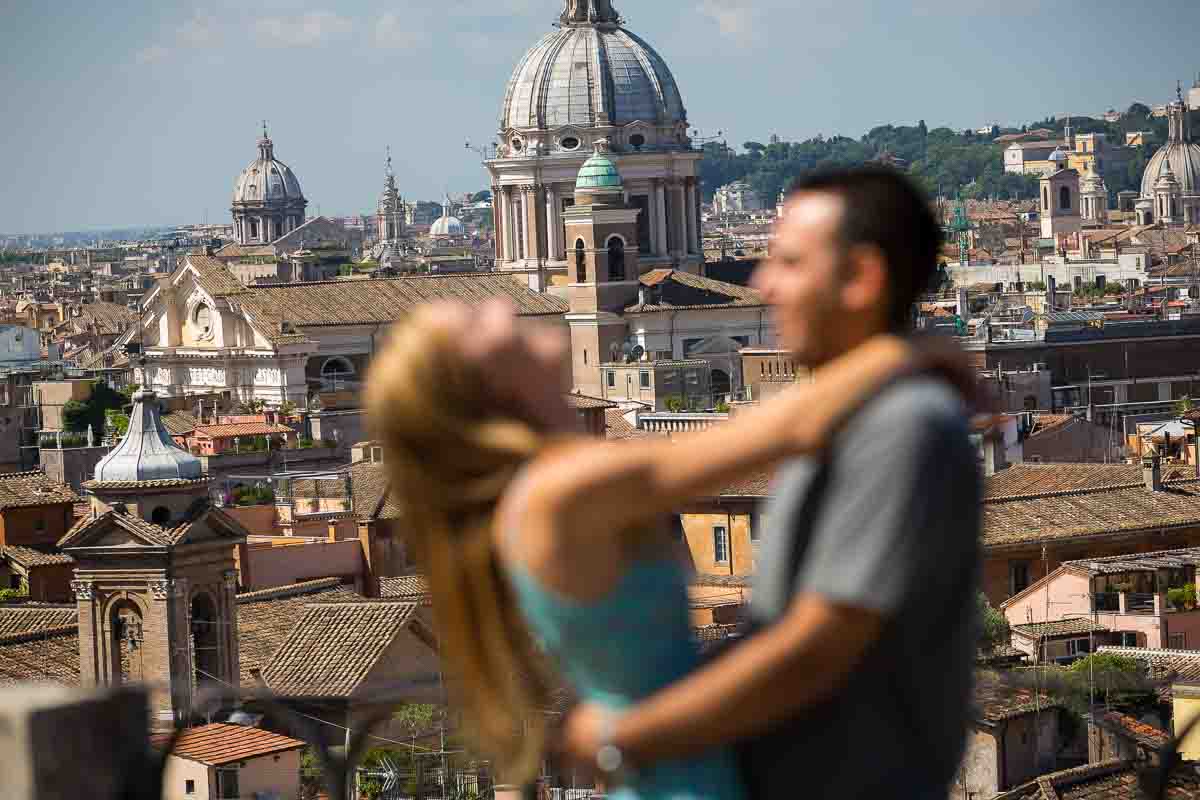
[92, 389, 203, 484]
[154, 722, 305, 766]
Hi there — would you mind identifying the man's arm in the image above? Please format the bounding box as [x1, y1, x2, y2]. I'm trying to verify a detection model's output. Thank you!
[564, 593, 883, 763]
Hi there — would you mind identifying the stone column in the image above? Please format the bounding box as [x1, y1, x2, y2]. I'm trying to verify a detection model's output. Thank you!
[502, 187, 515, 262]
[491, 185, 505, 261]
[653, 179, 668, 256]
[685, 178, 698, 255]
[673, 181, 688, 256]
[546, 185, 560, 260]
[519, 187, 531, 262]
[521, 185, 540, 263]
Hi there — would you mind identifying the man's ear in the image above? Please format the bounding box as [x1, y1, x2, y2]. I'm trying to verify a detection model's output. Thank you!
[840, 243, 889, 317]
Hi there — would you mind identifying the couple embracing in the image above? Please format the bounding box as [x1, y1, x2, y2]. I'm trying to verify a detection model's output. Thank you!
[366, 167, 982, 800]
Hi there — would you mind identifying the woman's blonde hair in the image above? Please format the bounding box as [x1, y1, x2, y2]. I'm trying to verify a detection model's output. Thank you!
[364, 306, 552, 781]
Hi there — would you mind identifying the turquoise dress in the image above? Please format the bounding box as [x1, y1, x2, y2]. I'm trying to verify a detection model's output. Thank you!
[507, 559, 747, 800]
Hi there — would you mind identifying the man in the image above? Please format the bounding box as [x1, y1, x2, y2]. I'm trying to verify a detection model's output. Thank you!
[564, 166, 981, 798]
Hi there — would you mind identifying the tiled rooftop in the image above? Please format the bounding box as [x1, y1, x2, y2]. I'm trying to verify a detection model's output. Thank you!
[0, 625, 80, 685]
[626, 270, 765, 313]
[235, 578, 364, 685]
[59, 502, 250, 549]
[160, 411, 199, 436]
[0, 471, 80, 511]
[155, 723, 305, 765]
[0, 606, 78, 637]
[1, 545, 73, 568]
[1063, 546, 1200, 576]
[260, 602, 422, 697]
[973, 672, 1057, 723]
[350, 459, 400, 521]
[194, 422, 294, 438]
[996, 760, 1200, 800]
[1097, 646, 1200, 687]
[983, 465, 1200, 548]
[1093, 710, 1170, 749]
[378, 575, 430, 602]
[1012, 618, 1109, 639]
[564, 392, 619, 410]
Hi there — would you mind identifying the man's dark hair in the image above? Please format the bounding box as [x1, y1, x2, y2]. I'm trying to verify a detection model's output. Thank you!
[791, 165, 942, 330]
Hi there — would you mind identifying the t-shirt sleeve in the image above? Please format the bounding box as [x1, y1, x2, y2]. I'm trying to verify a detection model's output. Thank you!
[794, 390, 976, 616]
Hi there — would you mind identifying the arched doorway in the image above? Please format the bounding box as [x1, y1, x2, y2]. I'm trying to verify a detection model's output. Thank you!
[191, 593, 220, 686]
[575, 239, 586, 283]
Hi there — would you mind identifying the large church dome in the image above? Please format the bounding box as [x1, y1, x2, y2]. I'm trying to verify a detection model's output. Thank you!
[233, 127, 305, 206]
[1141, 93, 1200, 198]
[500, 1, 686, 133]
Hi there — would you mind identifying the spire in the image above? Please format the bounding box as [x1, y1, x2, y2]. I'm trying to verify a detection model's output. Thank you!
[258, 121, 274, 161]
[561, 0, 620, 25]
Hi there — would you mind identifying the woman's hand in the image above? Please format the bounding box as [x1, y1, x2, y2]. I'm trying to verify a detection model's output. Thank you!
[561, 702, 609, 769]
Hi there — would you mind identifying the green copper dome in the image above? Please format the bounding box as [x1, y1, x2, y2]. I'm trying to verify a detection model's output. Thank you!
[576, 149, 623, 192]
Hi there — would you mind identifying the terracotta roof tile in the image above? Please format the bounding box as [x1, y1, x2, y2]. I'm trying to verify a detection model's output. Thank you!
[626, 271, 765, 313]
[0, 606, 77, 637]
[155, 723, 305, 765]
[1094, 710, 1170, 749]
[161, 411, 199, 436]
[983, 476, 1200, 548]
[184, 254, 247, 297]
[0, 625, 80, 685]
[1, 546, 73, 568]
[0, 471, 80, 511]
[564, 393, 619, 410]
[1012, 618, 1108, 638]
[350, 459, 400, 521]
[1097, 646, 1200, 686]
[973, 672, 1057, 722]
[234, 273, 567, 344]
[194, 422, 294, 438]
[716, 469, 773, 498]
[378, 575, 430, 602]
[260, 602, 423, 697]
[603, 408, 660, 440]
[235, 579, 364, 685]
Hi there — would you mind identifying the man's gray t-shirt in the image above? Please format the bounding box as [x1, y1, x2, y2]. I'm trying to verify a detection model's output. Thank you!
[745, 377, 981, 797]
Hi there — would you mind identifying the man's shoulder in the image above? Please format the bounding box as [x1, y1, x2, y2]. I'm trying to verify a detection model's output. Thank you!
[847, 376, 968, 441]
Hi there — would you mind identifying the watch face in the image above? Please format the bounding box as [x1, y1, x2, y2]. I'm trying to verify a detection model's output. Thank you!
[597, 744, 623, 774]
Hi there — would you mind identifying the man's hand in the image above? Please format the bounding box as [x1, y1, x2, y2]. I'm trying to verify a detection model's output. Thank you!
[561, 702, 608, 768]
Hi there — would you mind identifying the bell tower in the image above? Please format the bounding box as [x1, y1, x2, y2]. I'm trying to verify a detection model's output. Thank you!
[564, 143, 642, 397]
[61, 389, 249, 729]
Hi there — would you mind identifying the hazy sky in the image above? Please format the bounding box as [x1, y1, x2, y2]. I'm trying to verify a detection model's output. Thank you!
[2, 0, 1199, 234]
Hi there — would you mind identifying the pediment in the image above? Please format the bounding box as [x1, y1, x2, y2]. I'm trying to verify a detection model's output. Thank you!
[60, 512, 169, 550]
[90, 528, 152, 548]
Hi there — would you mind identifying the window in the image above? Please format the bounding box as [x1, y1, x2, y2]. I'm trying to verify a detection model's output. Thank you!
[150, 506, 170, 526]
[1010, 561, 1031, 595]
[607, 236, 625, 282]
[606, 371, 615, 388]
[583, 349, 588, 365]
[575, 239, 586, 283]
[1120, 632, 1139, 647]
[629, 133, 646, 149]
[33, 518, 45, 532]
[185, 779, 195, 795]
[9, 575, 20, 590]
[1170, 633, 1188, 650]
[1067, 638, 1092, 656]
[750, 513, 763, 543]
[194, 305, 212, 335]
[1059, 186, 1071, 210]
[561, 136, 580, 150]
[713, 526, 729, 564]
[639, 370, 650, 389]
[1042, 186, 1049, 210]
[216, 769, 240, 799]
[631, 195, 652, 253]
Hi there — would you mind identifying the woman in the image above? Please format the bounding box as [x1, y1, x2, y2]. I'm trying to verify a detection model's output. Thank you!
[366, 299, 961, 799]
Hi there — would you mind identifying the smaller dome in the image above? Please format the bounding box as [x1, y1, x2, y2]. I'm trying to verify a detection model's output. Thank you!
[576, 148, 623, 192]
[93, 390, 203, 484]
[1049, 148, 1069, 164]
[430, 215, 464, 237]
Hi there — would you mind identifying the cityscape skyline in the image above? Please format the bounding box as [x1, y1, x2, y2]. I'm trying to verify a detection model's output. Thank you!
[2, 0, 1199, 234]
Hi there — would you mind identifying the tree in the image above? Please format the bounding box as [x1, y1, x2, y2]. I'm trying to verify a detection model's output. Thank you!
[62, 381, 129, 436]
[1176, 396, 1195, 417]
[1127, 102, 1152, 119]
[1063, 652, 1155, 712]
[977, 592, 1010, 651]
[277, 400, 298, 419]
[238, 399, 268, 415]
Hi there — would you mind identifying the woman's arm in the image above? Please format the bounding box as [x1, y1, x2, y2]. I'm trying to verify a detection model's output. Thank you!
[513, 335, 919, 544]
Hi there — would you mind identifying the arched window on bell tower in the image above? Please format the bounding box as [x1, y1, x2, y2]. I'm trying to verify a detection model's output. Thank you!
[1059, 186, 1071, 211]
[575, 239, 586, 283]
[110, 600, 144, 684]
[191, 592, 220, 687]
[607, 236, 625, 282]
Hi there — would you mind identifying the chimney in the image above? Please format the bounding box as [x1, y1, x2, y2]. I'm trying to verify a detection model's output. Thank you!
[1046, 276, 1057, 312]
[1143, 454, 1163, 492]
